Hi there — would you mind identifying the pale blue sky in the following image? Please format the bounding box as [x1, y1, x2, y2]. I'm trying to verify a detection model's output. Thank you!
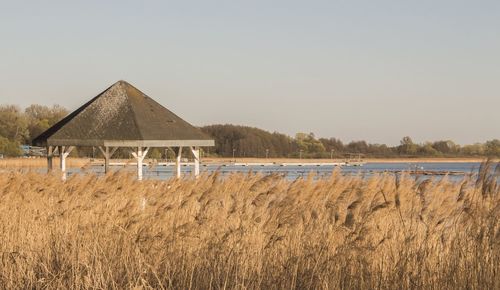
[1, 0, 499, 145]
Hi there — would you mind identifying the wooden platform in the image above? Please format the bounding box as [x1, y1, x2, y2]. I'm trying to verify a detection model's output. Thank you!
[90, 161, 365, 167]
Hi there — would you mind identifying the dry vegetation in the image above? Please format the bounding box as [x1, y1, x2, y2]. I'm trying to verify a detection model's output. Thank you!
[0, 158, 90, 169]
[0, 162, 499, 289]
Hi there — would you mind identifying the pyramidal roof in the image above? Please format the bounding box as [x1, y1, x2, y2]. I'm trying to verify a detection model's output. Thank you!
[33, 80, 214, 147]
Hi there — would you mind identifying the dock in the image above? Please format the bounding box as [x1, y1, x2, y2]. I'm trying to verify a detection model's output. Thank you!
[280, 162, 346, 167]
[89, 161, 366, 167]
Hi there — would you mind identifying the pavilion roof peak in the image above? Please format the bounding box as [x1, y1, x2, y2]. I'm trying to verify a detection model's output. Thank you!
[33, 80, 214, 147]
[113, 79, 132, 87]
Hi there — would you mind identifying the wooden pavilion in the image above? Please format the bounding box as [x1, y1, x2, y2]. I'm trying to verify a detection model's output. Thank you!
[33, 80, 214, 180]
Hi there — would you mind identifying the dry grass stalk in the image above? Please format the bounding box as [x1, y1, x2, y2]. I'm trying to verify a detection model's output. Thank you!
[0, 158, 90, 169]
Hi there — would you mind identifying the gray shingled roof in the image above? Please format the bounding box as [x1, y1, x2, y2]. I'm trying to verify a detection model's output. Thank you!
[33, 80, 214, 147]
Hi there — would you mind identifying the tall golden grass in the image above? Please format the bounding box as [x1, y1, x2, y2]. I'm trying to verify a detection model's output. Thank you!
[0, 162, 498, 289]
[0, 157, 90, 169]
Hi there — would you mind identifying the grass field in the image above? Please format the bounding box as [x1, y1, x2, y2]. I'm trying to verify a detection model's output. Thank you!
[0, 157, 90, 169]
[0, 161, 498, 289]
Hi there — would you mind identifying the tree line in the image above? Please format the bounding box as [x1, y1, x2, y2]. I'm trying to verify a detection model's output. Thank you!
[201, 124, 500, 158]
[0, 104, 68, 156]
[0, 104, 499, 158]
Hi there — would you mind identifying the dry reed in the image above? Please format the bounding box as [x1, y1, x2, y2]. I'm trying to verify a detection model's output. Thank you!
[0, 162, 498, 289]
[0, 158, 90, 169]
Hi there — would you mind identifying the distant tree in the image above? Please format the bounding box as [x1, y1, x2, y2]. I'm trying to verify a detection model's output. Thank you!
[461, 143, 485, 156]
[319, 137, 345, 154]
[0, 136, 22, 156]
[25, 104, 68, 142]
[398, 136, 418, 155]
[148, 148, 163, 159]
[432, 140, 459, 155]
[201, 124, 295, 157]
[295, 132, 325, 155]
[346, 140, 369, 154]
[367, 143, 393, 157]
[484, 139, 500, 157]
[0, 105, 29, 143]
[419, 142, 439, 156]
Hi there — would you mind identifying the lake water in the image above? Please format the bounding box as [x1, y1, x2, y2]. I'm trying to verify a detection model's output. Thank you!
[68, 162, 498, 181]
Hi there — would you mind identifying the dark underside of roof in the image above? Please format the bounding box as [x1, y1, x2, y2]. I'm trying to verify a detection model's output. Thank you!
[33, 81, 214, 147]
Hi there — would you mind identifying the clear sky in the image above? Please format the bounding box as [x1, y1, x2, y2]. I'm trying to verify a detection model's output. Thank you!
[1, 0, 498, 145]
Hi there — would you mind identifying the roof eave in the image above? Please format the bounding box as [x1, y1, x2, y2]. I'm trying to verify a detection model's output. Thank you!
[104, 140, 215, 147]
[44, 139, 215, 147]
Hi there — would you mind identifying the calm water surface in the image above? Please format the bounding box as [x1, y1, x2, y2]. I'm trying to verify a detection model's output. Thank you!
[66, 162, 498, 181]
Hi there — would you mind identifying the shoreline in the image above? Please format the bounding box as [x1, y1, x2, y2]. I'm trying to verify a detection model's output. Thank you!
[204, 157, 494, 164]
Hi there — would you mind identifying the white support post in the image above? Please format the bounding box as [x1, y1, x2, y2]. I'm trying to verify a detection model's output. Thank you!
[132, 147, 150, 181]
[59, 146, 74, 181]
[190, 146, 200, 177]
[175, 146, 183, 179]
[137, 147, 143, 181]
